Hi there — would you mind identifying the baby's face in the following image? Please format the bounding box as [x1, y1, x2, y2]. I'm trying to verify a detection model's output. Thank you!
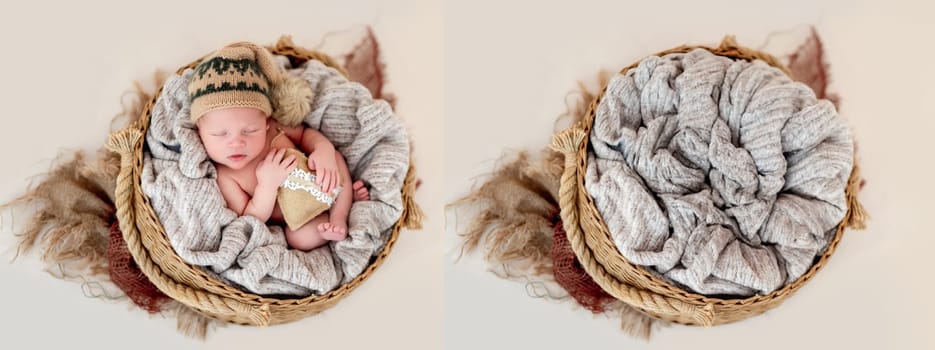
[196, 107, 269, 170]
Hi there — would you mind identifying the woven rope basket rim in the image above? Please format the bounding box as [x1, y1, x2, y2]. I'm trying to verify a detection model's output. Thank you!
[106, 37, 420, 326]
[550, 36, 864, 326]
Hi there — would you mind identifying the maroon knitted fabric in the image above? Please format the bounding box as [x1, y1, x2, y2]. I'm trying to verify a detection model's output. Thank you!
[551, 216, 615, 313]
[107, 219, 169, 313]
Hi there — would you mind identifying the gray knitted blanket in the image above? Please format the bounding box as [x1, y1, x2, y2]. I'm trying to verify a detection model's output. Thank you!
[585, 49, 853, 296]
[141, 57, 409, 296]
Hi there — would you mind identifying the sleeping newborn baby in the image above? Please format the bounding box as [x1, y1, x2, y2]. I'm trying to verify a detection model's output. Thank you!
[188, 42, 368, 251]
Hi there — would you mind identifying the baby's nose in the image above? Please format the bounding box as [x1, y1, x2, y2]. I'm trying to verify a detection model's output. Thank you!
[228, 136, 246, 147]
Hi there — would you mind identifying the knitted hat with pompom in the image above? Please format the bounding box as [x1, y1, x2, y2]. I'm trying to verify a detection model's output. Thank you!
[187, 42, 312, 126]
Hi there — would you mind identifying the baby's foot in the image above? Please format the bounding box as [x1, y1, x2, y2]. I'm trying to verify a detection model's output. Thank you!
[352, 180, 370, 201]
[318, 222, 348, 241]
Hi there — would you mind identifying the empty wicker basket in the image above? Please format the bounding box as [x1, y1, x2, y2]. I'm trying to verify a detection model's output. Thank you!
[548, 37, 865, 326]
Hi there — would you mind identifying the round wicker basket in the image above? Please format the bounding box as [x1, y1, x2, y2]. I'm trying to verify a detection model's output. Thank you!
[549, 37, 865, 327]
[104, 37, 420, 326]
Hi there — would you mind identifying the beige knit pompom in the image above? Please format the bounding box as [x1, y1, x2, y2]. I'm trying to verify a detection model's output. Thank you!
[271, 74, 314, 126]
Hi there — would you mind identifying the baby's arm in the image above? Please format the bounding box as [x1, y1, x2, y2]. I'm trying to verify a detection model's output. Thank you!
[217, 172, 250, 216]
[277, 122, 305, 145]
[299, 127, 335, 154]
[239, 181, 280, 222]
[216, 151, 296, 222]
[217, 171, 277, 222]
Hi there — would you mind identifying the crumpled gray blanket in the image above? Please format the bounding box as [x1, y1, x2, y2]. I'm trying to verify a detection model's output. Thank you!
[585, 49, 853, 296]
[141, 57, 409, 296]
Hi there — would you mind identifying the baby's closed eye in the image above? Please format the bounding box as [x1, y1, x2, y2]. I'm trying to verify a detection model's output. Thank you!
[209, 129, 258, 136]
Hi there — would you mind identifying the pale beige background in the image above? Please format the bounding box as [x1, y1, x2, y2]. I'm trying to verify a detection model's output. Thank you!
[0, 0, 442, 349]
[3, 0, 934, 348]
[445, 0, 934, 349]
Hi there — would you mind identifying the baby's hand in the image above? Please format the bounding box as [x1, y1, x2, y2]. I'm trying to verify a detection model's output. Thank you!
[256, 148, 297, 190]
[308, 148, 339, 193]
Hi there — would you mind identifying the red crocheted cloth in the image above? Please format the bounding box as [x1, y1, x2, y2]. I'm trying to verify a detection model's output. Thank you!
[107, 219, 169, 313]
[551, 215, 615, 313]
